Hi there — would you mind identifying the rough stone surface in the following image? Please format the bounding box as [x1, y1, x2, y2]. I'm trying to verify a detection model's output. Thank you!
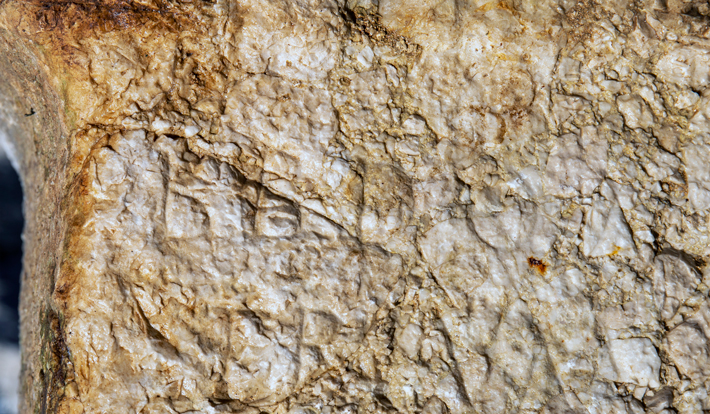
[3, 0, 710, 413]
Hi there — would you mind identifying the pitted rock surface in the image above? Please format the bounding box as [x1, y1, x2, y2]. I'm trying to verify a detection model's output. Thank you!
[3, 0, 710, 413]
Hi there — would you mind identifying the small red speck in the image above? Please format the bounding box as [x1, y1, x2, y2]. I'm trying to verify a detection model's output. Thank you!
[527, 257, 547, 274]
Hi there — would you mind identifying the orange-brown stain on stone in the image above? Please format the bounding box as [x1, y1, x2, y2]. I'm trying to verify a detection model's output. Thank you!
[475, 0, 518, 15]
[24, 0, 190, 34]
[527, 257, 547, 274]
[53, 138, 101, 306]
[3, 0, 200, 77]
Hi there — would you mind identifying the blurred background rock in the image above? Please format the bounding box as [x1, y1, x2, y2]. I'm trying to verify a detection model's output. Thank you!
[0, 140, 21, 414]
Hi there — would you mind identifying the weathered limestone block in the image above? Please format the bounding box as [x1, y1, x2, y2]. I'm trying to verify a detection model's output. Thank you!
[3, 0, 710, 413]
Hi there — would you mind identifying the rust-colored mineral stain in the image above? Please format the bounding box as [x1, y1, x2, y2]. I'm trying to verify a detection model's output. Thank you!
[10, 0, 193, 62]
[527, 257, 547, 274]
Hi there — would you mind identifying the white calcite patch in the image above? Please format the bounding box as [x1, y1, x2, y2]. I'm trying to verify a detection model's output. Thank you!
[683, 141, 710, 211]
[666, 323, 710, 381]
[582, 198, 636, 258]
[599, 338, 661, 389]
[545, 127, 607, 197]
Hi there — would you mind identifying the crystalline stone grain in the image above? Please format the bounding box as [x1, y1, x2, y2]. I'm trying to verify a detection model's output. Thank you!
[4, 0, 710, 413]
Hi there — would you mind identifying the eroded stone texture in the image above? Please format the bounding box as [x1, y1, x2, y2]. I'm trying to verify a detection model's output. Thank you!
[3, 0, 710, 413]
